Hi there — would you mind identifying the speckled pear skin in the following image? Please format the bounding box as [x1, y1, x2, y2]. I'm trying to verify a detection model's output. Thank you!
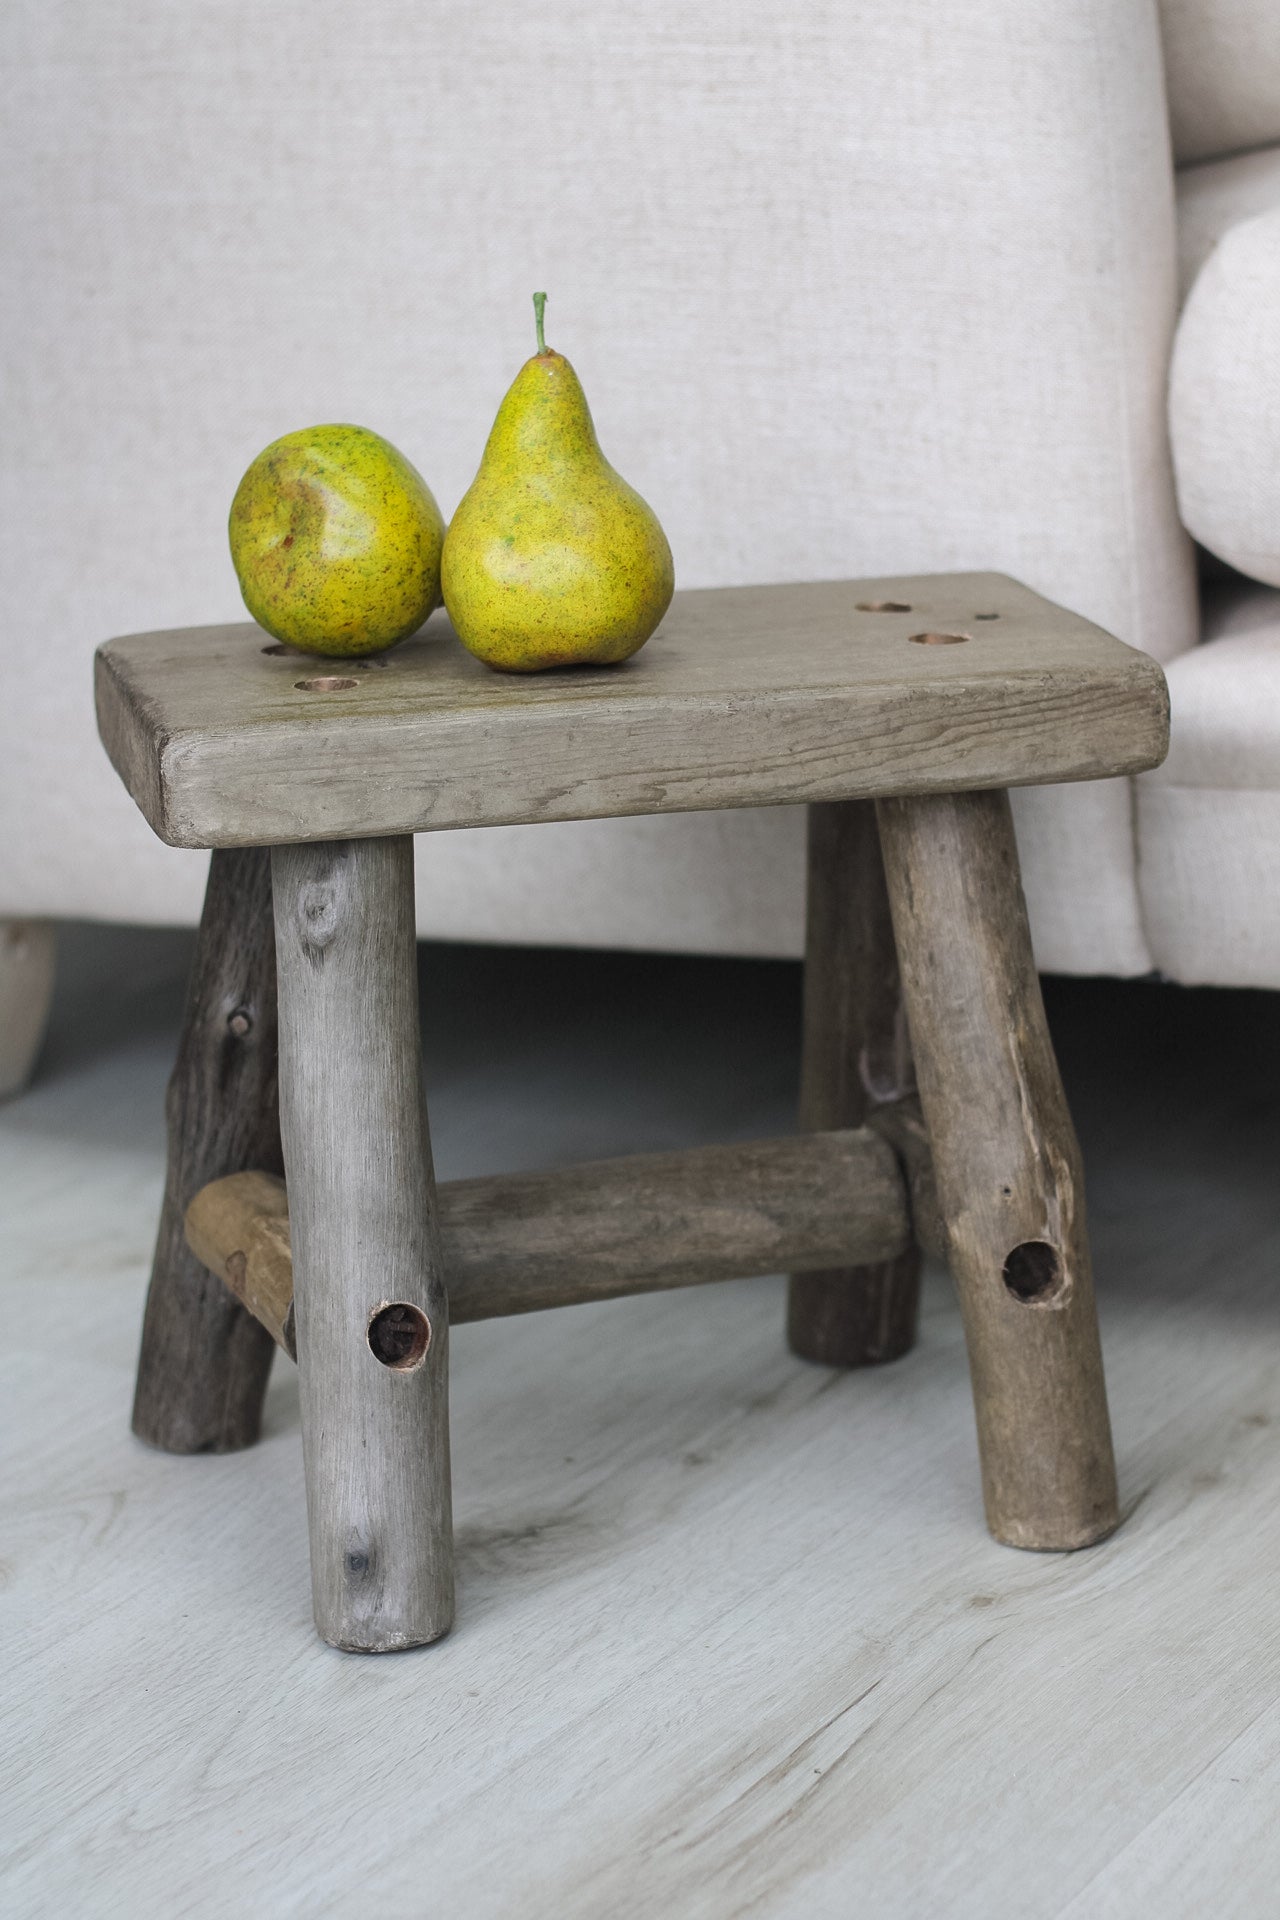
[441, 349, 675, 673]
[229, 425, 445, 657]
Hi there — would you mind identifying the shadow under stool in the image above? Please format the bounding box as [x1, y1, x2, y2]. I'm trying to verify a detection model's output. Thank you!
[95, 572, 1169, 1651]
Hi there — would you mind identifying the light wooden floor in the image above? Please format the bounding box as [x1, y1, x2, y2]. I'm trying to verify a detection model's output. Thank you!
[4, 929, 1280, 1918]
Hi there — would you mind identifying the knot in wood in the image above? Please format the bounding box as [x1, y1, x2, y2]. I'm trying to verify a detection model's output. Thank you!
[296, 880, 341, 955]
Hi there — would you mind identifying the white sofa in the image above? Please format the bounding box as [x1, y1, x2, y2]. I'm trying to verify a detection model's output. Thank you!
[4, 0, 1279, 1089]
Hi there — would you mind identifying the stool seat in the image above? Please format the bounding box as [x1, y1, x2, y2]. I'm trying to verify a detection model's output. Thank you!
[95, 572, 1168, 849]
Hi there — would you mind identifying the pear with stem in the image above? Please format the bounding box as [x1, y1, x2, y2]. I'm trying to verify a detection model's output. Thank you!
[442, 294, 674, 671]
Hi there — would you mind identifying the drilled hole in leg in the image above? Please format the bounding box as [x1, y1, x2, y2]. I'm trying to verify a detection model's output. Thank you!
[367, 1302, 431, 1369]
[1002, 1240, 1064, 1304]
[855, 599, 912, 612]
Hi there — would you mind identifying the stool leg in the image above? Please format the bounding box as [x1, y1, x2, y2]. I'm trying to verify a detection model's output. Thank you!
[876, 789, 1118, 1550]
[788, 800, 920, 1365]
[272, 836, 453, 1651]
[133, 847, 282, 1453]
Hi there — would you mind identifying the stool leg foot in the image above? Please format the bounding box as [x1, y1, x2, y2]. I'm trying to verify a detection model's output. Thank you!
[272, 836, 453, 1652]
[788, 801, 920, 1366]
[132, 848, 282, 1453]
[876, 790, 1118, 1550]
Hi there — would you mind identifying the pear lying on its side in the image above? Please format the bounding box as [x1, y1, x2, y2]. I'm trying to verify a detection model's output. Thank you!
[442, 296, 674, 672]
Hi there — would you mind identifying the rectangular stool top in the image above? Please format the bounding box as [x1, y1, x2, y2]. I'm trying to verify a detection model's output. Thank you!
[95, 572, 1168, 849]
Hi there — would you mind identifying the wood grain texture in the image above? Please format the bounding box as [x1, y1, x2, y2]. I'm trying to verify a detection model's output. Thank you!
[877, 789, 1118, 1550]
[184, 1125, 911, 1351]
[788, 800, 921, 1366]
[94, 573, 1169, 849]
[186, 1168, 296, 1358]
[0, 919, 57, 1099]
[131, 848, 283, 1454]
[869, 1095, 946, 1267]
[272, 836, 452, 1651]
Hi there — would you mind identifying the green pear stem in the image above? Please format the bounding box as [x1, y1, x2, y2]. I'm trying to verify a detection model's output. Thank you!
[533, 291, 548, 355]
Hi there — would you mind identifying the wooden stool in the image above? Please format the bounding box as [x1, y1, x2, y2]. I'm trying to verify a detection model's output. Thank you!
[96, 573, 1168, 1652]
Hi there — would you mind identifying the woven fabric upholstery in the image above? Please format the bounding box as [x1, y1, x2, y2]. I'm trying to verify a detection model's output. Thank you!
[1171, 207, 1280, 588]
[1176, 144, 1280, 300]
[1160, 0, 1280, 165]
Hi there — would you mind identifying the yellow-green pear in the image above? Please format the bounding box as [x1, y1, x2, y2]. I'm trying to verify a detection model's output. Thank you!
[229, 424, 444, 656]
[442, 296, 674, 672]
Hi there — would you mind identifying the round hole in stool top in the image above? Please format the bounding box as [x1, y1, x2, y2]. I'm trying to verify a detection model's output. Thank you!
[367, 1302, 432, 1369]
[1002, 1240, 1066, 1304]
[909, 630, 971, 645]
[856, 599, 912, 612]
[295, 675, 360, 692]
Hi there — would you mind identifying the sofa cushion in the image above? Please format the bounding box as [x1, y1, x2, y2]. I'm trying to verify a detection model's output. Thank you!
[1138, 784, 1280, 985]
[1176, 144, 1280, 299]
[1169, 204, 1280, 586]
[1145, 580, 1280, 790]
[1160, 0, 1280, 164]
[1138, 581, 1280, 986]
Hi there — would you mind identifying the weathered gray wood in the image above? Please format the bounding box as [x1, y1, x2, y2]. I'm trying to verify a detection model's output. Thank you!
[868, 1096, 946, 1268]
[788, 801, 920, 1366]
[132, 848, 282, 1453]
[95, 573, 1170, 849]
[876, 789, 1118, 1551]
[0, 919, 57, 1100]
[272, 835, 452, 1651]
[184, 1125, 912, 1351]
